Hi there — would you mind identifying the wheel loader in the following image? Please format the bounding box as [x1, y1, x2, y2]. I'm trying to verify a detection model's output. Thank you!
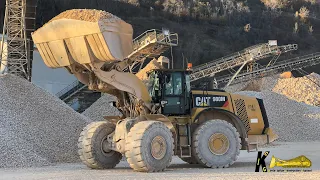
[32, 9, 278, 172]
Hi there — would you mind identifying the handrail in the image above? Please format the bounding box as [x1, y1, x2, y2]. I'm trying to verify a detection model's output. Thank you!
[56, 80, 84, 99]
[133, 31, 177, 50]
[133, 29, 158, 41]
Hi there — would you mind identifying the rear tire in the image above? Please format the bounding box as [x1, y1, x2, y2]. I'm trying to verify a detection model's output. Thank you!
[78, 121, 122, 169]
[192, 120, 241, 168]
[125, 121, 174, 172]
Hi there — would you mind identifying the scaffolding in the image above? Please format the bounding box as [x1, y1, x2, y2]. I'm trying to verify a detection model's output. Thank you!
[123, 29, 178, 73]
[0, 0, 37, 81]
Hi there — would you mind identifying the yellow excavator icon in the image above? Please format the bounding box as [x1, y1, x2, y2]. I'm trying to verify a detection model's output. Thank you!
[270, 155, 312, 168]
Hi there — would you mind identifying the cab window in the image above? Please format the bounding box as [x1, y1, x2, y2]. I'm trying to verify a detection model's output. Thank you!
[165, 73, 182, 95]
[185, 74, 191, 97]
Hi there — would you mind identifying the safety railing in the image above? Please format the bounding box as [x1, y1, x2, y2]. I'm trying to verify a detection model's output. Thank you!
[56, 80, 86, 100]
[132, 29, 178, 51]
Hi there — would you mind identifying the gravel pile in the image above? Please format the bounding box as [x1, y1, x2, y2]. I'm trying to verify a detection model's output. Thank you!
[225, 75, 279, 93]
[235, 90, 320, 142]
[49, 9, 121, 23]
[228, 72, 320, 106]
[0, 74, 91, 168]
[272, 73, 320, 106]
[82, 94, 121, 122]
[0, 126, 51, 168]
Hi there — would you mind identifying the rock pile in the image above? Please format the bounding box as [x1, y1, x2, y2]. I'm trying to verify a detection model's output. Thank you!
[49, 9, 121, 23]
[273, 73, 320, 106]
[82, 94, 122, 122]
[0, 126, 51, 168]
[0, 74, 91, 168]
[227, 72, 320, 107]
[225, 75, 279, 93]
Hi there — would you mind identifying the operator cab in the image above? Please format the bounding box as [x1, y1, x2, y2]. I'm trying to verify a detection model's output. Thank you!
[147, 69, 192, 115]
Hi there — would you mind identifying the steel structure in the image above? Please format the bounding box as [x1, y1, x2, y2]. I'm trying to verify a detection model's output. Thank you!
[189, 43, 298, 82]
[215, 52, 320, 88]
[124, 29, 178, 73]
[0, 0, 37, 81]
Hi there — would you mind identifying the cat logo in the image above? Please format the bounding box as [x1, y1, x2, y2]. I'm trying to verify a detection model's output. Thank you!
[194, 95, 228, 108]
[199, 102, 208, 106]
[195, 97, 211, 107]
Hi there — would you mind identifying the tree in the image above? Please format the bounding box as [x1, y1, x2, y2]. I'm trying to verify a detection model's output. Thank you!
[261, 0, 290, 9]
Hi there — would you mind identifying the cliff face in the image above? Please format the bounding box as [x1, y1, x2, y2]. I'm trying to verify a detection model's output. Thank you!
[1, 0, 320, 73]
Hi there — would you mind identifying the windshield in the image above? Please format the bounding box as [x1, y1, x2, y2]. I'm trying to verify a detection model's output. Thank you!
[165, 72, 182, 95]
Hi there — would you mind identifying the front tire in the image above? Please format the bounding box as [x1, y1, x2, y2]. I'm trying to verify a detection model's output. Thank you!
[125, 121, 174, 172]
[192, 120, 241, 168]
[78, 121, 122, 169]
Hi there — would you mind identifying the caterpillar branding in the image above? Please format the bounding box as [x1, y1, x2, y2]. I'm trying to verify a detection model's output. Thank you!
[193, 95, 229, 108]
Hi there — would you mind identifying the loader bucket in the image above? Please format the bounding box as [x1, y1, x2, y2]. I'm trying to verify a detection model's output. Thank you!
[31, 9, 133, 69]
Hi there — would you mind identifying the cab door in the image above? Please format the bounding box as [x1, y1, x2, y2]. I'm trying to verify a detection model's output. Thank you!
[162, 72, 186, 115]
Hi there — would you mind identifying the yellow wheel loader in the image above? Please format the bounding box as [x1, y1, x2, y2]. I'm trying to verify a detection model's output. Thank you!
[32, 9, 278, 172]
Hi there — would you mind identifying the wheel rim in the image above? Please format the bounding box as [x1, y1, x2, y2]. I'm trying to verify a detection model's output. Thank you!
[101, 136, 115, 157]
[208, 133, 230, 155]
[151, 135, 167, 160]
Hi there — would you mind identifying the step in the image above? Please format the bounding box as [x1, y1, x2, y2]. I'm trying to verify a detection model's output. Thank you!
[179, 145, 191, 158]
[248, 142, 259, 152]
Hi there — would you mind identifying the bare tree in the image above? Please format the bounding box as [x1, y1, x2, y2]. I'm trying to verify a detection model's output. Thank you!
[308, 25, 313, 34]
[299, 6, 309, 22]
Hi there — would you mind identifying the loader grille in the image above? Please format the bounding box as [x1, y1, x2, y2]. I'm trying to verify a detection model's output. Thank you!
[234, 99, 251, 132]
